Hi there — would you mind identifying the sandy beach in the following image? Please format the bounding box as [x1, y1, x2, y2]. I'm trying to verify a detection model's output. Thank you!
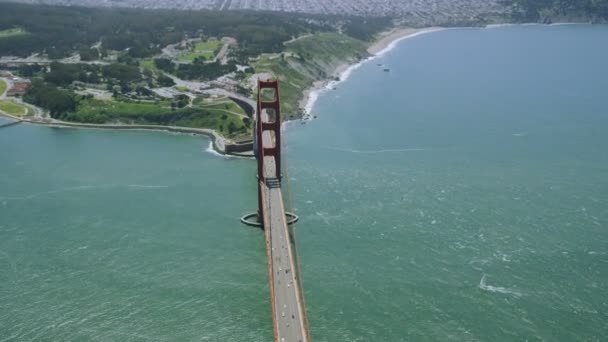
[299, 26, 444, 116]
[368, 27, 433, 55]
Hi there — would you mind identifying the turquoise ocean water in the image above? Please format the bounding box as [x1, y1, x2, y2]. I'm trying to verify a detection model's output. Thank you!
[1, 24, 607, 340]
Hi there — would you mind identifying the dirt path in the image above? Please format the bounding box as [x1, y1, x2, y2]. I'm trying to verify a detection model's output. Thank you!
[214, 37, 236, 64]
[283, 34, 313, 45]
[0, 77, 12, 99]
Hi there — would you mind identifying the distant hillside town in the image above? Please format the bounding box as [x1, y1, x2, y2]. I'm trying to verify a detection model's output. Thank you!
[6, 0, 506, 20]
[4, 0, 607, 23]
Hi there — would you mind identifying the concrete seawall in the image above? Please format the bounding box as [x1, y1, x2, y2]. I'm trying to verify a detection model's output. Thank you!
[27, 120, 226, 148]
[0, 120, 22, 129]
[0, 112, 253, 156]
[225, 140, 254, 153]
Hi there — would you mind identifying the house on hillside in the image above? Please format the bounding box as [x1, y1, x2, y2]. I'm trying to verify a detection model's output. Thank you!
[7, 79, 31, 96]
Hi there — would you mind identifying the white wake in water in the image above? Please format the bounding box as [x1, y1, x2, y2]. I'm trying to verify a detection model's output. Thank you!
[127, 185, 169, 189]
[324, 146, 431, 154]
[479, 275, 522, 297]
[304, 28, 447, 115]
[204, 140, 224, 157]
[1, 184, 169, 201]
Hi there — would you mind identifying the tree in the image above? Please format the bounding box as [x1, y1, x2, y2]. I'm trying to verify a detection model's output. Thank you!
[44, 62, 77, 86]
[79, 48, 99, 61]
[87, 72, 101, 84]
[23, 79, 77, 118]
[0, 2, 396, 60]
[193, 56, 207, 64]
[154, 58, 175, 73]
[236, 84, 252, 97]
[120, 82, 131, 94]
[173, 94, 189, 108]
[18, 64, 44, 77]
[228, 121, 237, 134]
[242, 117, 251, 127]
[136, 86, 154, 97]
[157, 74, 175, 87]
[102, 64, 141, 83]
[175, 61, 237, 81]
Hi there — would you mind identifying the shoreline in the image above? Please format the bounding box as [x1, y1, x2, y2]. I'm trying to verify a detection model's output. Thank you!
[299, 22, 593, 117]
[300, 26, 445, 116]
[3, 22, 594, 157]
[0, 111, 253, 157]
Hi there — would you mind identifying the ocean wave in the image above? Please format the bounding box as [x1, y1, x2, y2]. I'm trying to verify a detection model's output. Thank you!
[304, 90, 320, 116]
[373, 27, 447, 57]
[485, 23, 519, 29]
[0, 184, 168, 200]
[304, 28, 446, 115]
[479, 275, 522, 297]
[324, 146, 431, 154]
[127, 185, 169, 189]
[1, 185, 112, 200]
[205, 140, 225, 157]
[550, 22, 585, 26]
[304, 58, 371, 115]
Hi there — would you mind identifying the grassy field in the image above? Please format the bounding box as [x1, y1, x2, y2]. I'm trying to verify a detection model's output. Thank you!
[0, 79, 7, 95]
[253, 32, 368, 117]
[0, 27, 27, 38]
[189, 96, 250, 135]
[173, 108, 247, 137]
[76, 98, 171, 117]
[67, 97, 250, 137]
[178, 39, 221, 62]
[192, 96, 247, 116]
[0, 99, 29, 116]
[139, 58, 157, 71]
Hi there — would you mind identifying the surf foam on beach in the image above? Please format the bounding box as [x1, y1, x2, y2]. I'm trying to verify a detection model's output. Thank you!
[303, 27, 445, 116]
[205, 140, 224, 157]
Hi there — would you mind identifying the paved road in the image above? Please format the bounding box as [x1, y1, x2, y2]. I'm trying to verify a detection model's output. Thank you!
[203, 87, 256, 109]
[283, 34, 313, 46]
[261, 130, 308, 342]
[0, 77, 45, 119]
[0, 56, 108, 65]
[162, 75, 255, 108]
[0, 77, 12, 99]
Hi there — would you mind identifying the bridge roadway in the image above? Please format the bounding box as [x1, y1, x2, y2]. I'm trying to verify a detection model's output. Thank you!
[260, 130, 308, 342]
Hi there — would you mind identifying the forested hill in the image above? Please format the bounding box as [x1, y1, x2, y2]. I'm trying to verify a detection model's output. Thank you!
[502, 0, 608, 22]
[0, 3, 391, 58]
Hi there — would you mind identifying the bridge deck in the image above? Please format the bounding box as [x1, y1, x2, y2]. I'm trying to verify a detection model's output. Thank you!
[261, 149, 308, 341]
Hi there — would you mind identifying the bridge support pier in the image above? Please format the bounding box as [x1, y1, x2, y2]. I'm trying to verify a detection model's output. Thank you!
[240, 212, 299, 227]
